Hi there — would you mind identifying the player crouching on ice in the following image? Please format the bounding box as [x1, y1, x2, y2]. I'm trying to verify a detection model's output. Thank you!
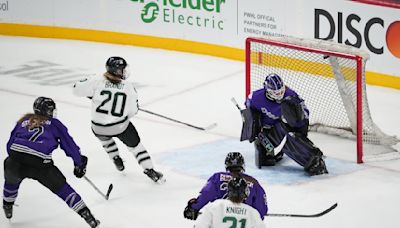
[242, 73, 328, 176]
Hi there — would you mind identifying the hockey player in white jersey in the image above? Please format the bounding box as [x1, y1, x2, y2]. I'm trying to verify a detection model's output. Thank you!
[194, 177, 266, 228]
[73, 56, 165, 183]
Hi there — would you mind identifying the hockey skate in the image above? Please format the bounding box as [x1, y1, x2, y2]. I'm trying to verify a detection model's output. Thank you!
[79, 207, 100, 228]
[304, 155, 328, 176]
[144, 168, 166, 184]
[113, 155, 125, 171]
[3, 202, 13, 219]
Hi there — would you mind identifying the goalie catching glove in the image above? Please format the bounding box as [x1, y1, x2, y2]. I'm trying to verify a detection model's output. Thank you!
[281, 96, 307, 128]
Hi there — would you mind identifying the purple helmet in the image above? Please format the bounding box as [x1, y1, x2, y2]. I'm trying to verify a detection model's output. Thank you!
[264, 73, 285, 101]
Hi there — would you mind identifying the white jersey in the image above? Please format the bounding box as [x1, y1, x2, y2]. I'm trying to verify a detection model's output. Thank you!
[194, 199, 266, 228]
[73, 75, 139, 136]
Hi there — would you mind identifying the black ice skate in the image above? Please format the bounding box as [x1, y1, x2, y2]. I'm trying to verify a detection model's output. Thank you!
[3, 201, 13, 219]
[113, 155, 125, 171]
[304, 155, 328, 176]
[78, 207, 100, 228]
[144, 168, 166, 184]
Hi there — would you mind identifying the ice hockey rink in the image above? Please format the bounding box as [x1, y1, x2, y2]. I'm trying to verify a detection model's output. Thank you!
[1, 35, 400, 228]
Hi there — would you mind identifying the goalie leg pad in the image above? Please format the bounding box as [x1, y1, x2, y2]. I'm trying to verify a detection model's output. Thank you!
[272, 122, 325, 168]
[282, 135, 313, 166]
[254, 125, 286, 168]
[254, 141, 276, 168]
[257, 130, 275, 155]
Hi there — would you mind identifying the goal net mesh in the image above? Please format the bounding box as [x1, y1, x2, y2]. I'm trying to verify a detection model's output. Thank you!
[246, 36, 399, 162]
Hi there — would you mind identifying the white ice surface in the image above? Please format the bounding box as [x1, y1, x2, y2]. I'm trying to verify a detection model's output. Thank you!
[1, 36, 400, 228]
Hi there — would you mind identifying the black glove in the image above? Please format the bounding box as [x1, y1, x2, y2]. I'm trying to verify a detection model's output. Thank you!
[74, 155, 88, 178]
[281, 96, 305, 128]
[183, 198, 200, 220]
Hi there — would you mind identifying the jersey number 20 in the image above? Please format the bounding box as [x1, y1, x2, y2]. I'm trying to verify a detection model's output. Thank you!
[96, 90, 127, 117]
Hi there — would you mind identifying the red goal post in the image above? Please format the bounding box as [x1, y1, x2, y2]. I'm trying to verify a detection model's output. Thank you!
[245, 36, 399, 163]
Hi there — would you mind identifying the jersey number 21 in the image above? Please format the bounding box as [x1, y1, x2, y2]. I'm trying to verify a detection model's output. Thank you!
[223, 216, 247, 228]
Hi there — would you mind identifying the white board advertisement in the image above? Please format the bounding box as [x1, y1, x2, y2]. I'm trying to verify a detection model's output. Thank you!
[0, 0, 398, 77]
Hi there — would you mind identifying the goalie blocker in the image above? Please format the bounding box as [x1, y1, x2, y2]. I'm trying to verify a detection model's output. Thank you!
[241, 96, 328, 176]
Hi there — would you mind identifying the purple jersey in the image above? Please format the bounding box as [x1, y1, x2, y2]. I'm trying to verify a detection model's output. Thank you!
[191, 172, 268, 220]
[246, 87, 309, 127]
[6, 117, 82, 166]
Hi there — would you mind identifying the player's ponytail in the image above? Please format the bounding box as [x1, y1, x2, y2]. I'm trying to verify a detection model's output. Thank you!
[104, 72, 122, 84]
[18, 113, 48, 129]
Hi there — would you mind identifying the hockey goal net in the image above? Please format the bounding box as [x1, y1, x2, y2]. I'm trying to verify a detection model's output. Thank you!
[245, 36, 399, 163]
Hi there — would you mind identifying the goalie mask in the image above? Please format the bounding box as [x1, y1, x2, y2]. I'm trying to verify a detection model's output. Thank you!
[33, 96, 56, 118]
[264, 73, 286, 102]
[106, 56, 130, 80]
[225, 152, 245, 172]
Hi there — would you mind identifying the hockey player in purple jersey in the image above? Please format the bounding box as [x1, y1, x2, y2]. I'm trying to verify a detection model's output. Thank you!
[243, 73, 327, 175]
[194, 177, 266, 228]
[183, 152, 268, 220]
[2, 97, 100, 227]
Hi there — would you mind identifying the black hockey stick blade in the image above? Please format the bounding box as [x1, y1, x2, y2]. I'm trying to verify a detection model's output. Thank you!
[83, 176, 112, 200]
[105, 184, 113, 200]
[267, 203, 338, 218]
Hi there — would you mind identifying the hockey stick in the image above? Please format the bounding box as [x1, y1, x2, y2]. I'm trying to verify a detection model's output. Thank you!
[83, 176, 113, 200]
[139, 108, 217, 131]
[230, 97, 242, 112]
[267, 203, 338, 218]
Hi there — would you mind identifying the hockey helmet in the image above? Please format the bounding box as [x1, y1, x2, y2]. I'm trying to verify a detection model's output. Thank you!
[264, 73, 286, 101]
[225, 152, 245, 172]
[33, 97, 56, 118]
[106, 56, 129, 79]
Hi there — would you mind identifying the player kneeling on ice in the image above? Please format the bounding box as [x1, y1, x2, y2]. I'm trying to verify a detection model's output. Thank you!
[184, 152, 268, 221]
[194, 176, 266, 228]
[243, 73, 328, 176]
[73, 56, 165, 184]
[2, 97, 100, 227]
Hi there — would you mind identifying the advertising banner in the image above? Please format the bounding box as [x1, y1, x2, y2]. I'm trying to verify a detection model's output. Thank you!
[300, 0, 400, 77]
[0, 0, 398, 78]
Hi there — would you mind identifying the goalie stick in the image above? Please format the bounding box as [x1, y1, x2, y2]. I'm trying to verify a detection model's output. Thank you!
[267, 203, 338, 218]
[139, 108, 217, 131]
[83, 176, 113, 200]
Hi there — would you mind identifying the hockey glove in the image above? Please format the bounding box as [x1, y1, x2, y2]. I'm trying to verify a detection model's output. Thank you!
[183, 198, 200, 220]
[281, 96, 306, 128]
[74, 155, 88, 178]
